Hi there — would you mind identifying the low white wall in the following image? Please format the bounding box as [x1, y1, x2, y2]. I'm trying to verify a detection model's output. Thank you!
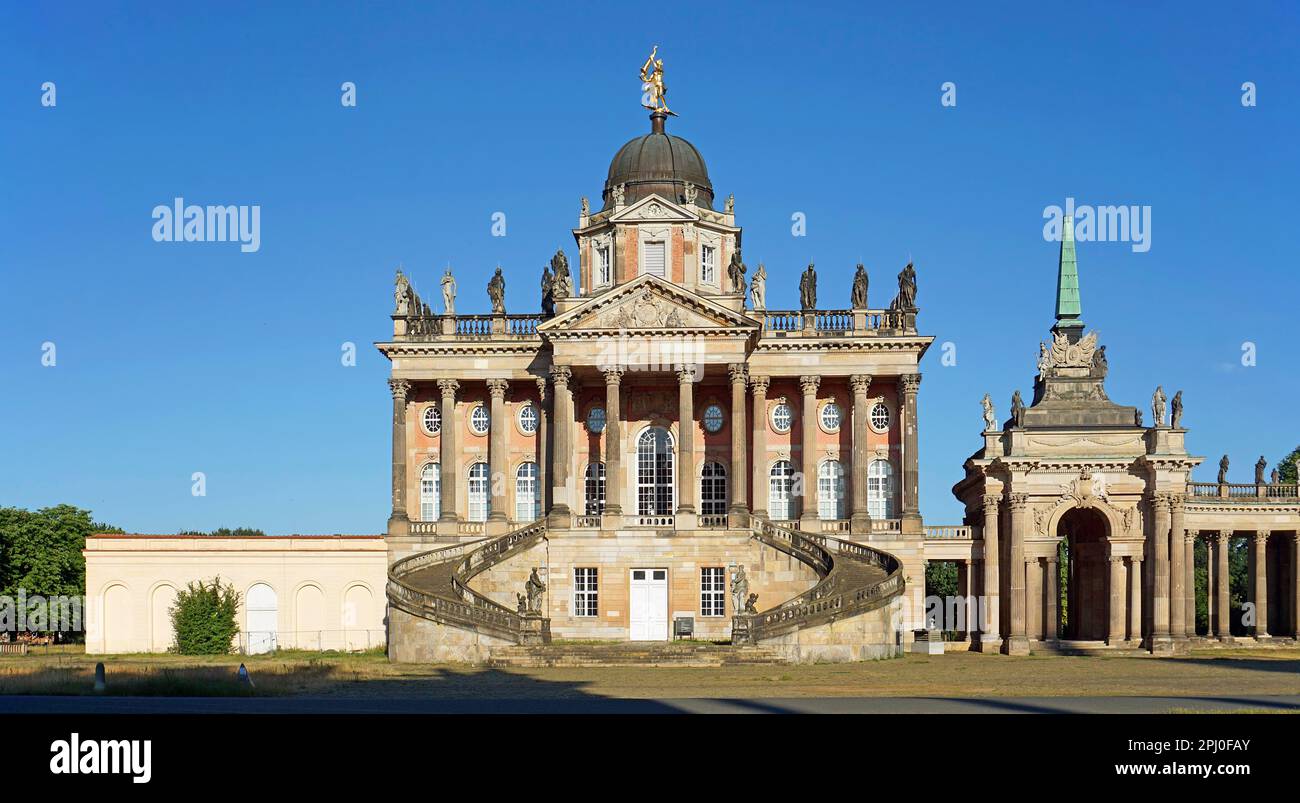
[83, 535, 387, 654]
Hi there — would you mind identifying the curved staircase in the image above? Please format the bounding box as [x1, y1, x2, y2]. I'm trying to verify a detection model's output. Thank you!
[386, 516, 906, 664]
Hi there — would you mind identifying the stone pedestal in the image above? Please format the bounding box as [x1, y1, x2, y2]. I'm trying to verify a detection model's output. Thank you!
[911, 629, 945, 655]
[518, 615, 551, 645]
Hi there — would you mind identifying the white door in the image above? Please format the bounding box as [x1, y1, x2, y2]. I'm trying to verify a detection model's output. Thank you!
[629, 568, 668, 641]
[246, 583, 278, 655]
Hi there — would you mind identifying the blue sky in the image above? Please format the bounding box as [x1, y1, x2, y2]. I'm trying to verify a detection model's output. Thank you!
[1, 2, 1297, 533]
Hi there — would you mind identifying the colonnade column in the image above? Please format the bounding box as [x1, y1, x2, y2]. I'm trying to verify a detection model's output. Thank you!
[1026, 558, 1042, 641]
[1129, 557, 1143, 642]
[547, 366, 573, 526]
[899, 374, 922, 520]
[1185, 529, 1197, 635]
[727, 365, 749, 519]
[1169, 496, 1186, 639]
[1150, 493, 1172, 644]
[603, 368, 624, 516]
[1006, 493, 1029, 654]
[749, 376, 770, 519]
[1108, 555, 1126, 645]
[1045, 556, 1059, 640]
[1253, 530, 1270, 638]
[977, 493, 1002, 652]
[486, 379, 508, 523]
[849, 374, 873, 533]
[675, 367, 696, 517]
[1293, 533, 1300, 639]
[798, 375, 820, 526]
[957, 560, 971, 640]
[388, 378, 411, 532]
[1215, 530, 1231, 640]
[436, 379, 459, 524]
[535, 378, 549, 517]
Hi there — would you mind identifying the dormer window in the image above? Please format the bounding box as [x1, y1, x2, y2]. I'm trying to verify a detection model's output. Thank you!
[597, 245, 612, 287]
[643, 241, 666, 278]
[701, 245, 716, 286]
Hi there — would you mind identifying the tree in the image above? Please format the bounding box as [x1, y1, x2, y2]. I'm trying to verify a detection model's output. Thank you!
[1275, 445, 1300, 484]
[924, 560, 958, 600]
[170, 577, 241, 655]
[176, 527, 266, 537]
[0, 505, 121, 600]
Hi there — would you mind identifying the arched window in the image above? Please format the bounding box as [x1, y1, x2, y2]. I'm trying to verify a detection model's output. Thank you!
[637, 428, 674, 516]
[245, 583, 278, 655]
[468, 462, 490, 522]
[868, 459, 895, 519]
[769, 460, 794, 520]
[515, 462, 539, 522]
[585, 462, 606, 515]
[420, 463, 440, 521]
[700, 461, 727, 515]
[517, 403, 538, 434]
[818, 459, 845, 520]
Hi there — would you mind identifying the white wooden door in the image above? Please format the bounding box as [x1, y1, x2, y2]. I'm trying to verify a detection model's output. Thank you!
[629, 568, 668, 641]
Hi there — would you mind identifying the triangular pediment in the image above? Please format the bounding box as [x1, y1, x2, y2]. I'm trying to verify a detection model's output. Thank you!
[537, 274, 758, 334]
[608, 194, 697, 223]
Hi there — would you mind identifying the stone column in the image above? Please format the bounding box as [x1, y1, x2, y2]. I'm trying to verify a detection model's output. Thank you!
[1129, 557, 1143, 642]
[728, 364, 748, 520]
[1045, 556, 1059, 640]
[675, 367, 697, 517]
[849, 374, 873, 533]
[486, 379, 509, 523]
[898, 374, 922, 519]
[535, 378, 549, 515]
[1006, 493, 1029, 654]
[1215, 530, 1231, 640]
[1169, 498, 1186, 639]
[547, 366, 573, 525]
[976, 493, 1001, 652]
[1150, 493, 1172, 644]
[1184, 529, 1197, 636]
[798, 375, 821, 526]
[749, 376, 770, 519]
[1026, 558, 1042, 641]
[1253, 530, 1270, 638]
[1108, 555, 1126, 645]
[436, 379, 459, 524]
[387, 378, 412, 532]
[603, 368, 624, 516]
[957, 560, 971, 640]
[1293, 534, 1300, 639]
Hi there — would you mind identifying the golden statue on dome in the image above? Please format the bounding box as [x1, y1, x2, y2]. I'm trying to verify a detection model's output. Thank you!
[640, 45, 675, 115]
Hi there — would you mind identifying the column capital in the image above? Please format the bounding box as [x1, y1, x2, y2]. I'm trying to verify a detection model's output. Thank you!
[981, 493, 1001, 511]
[676, 366, 697, 384]
[1149, 491, 1174, 512]
[486, 378, 509, 399]
[549, 364, 572, 389]
[1216, 529, 1232, 543]
[899, 373, 922, 395]
[1108, 555, 1125, 564]
[1007, 493, 1030, 510]
[799, 375, 820, 395]
[749, 375, 771, 395]
[1254, 530, 1271, 543]
[728, 363, 748, 385]
[435, 378, 459, 398]
[388, 377, 412, 401]
[535, 377, 547, 401]
[603, 367, 625, 385]
[849, 374, 873, 395]
[1045, 556, 1059, 566]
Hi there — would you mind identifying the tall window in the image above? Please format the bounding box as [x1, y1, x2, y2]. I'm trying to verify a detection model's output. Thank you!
[769, 460, 794, 520]
[573, 568, 598, 617]
[637, 427, 674, 515]
[818, 459, 845, 520]
[597, 246, 612, 287]
[468, 462, 490, 522]
[643, 241, 666, 277]
[700, 567, 725, 617]
[701, 245, 716, 285]
[868, 459, 895, 519]
[419, 463, 440, 522]
[700, 461, 727, 515]
[515, 462, 539, 522]
[585, 462, 606, 515]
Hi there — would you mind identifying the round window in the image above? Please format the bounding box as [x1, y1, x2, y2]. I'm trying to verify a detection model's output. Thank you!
[422, 405, 441, 435]
[587, 406, 606, 433]
[518, 403, 538, 434]
[820, 402, 842, 432]
[469, 404, 490, 435]
[703, 404, 725, 433]
[870, 402, 891, 432]
[771, 402, 792, 433]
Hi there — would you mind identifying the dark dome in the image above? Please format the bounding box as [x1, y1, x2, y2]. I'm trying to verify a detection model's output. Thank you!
[603, 112, 713, 211]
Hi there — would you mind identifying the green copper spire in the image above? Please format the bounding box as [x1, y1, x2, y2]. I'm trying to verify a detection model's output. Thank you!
[1054, 214, 1083, 336]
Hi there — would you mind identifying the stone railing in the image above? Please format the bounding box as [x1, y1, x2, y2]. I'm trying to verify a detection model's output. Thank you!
[699, 514, 728, 528]
[573, 515, 601, 528]
[634, 515, 675, 527]
[760, 308, 906, 336]
[1188, 482, 1300, 500]
[734, 517, 904, 643]
[387, 520, 549, 644]
[395, 311, 545, 341]
[925, 525, 974, 540]
[871, 518, 902, 533]
[820, 519, 851, 533]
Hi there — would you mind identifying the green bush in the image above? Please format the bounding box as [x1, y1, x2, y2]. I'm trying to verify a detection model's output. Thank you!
[170, 577, 241, 655]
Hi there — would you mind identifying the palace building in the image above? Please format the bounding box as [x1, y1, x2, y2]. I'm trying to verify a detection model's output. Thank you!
[83, 73, 1300, 662]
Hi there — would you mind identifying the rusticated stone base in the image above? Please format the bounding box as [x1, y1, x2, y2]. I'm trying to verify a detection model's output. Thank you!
[754, 600, 904, 663]
[388, 605, 514, 664]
